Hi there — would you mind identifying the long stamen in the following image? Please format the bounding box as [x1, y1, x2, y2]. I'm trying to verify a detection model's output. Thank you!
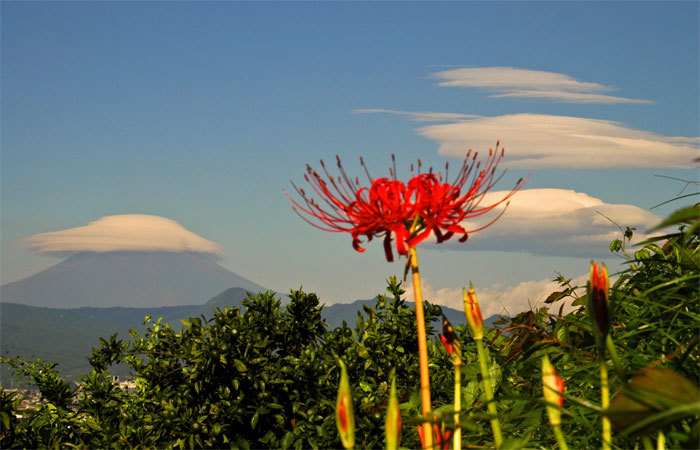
[359, 156, 373, 182]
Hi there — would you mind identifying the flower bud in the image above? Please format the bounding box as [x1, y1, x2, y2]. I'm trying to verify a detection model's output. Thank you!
[417, 415, 452, 450]
[542, 355, 565, 426]
[385, 370, 401, 450]
[463, 283, 484, 340]
[587, 262, 610, 343]
[336, 359, 355, 449]
[439, 317, 457, 354]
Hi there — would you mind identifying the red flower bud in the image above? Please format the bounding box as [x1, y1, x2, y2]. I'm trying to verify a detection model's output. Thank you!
[439, 318, 458, 355]
[335, 359, 355, 449]
[463, 283, 484, 340]
[439, 334, 455, 355]
[542, 355, 565, 426]
[587, 262, 610, 341]
[417, 415, 452, 450]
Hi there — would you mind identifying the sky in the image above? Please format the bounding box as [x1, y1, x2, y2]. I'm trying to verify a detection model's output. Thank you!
[2, 2, 698, 315]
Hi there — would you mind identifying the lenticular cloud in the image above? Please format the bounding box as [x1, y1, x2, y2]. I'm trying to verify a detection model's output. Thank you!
[20, 214, 225, 258]
[419, 113, 699, 169]
[454, 188, 662, 257]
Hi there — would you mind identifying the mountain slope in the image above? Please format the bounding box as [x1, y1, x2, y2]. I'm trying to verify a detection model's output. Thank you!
[0, 251, 266, 308]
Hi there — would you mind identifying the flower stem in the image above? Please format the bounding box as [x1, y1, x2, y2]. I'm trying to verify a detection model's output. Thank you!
[553, 425, 569, 450]
[475, 339, 503, 448]
[600, 358, 611, 450]
[409, 246, 433, 450]
[605, 334, 625, 379]
[453, 359, 462, 450]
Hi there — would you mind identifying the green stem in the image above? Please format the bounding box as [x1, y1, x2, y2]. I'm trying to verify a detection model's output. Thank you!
[605, 334, 625, 379]
[656, 431, 666, 450]
[553, 425, 569, 450]
[476, 339, 503, 448]
[453, 359, 462, 450]
[600, 358, 611, 450]
[641, 435, 654, 450]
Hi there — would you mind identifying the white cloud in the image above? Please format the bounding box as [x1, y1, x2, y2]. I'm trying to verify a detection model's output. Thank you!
[418, 113, 699, 169]
[405, 275, 587, 318]
[20, 214, 225, 258]
[432, 67, 652, 104]
[435, 188, 662, 257]
[353, 108, 478, 122]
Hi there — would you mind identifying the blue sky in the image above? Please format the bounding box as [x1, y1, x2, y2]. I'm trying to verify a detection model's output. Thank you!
[2, 2, 698, 314]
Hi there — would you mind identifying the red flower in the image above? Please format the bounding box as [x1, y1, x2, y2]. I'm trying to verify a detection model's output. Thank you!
[286, 143, 527, 261]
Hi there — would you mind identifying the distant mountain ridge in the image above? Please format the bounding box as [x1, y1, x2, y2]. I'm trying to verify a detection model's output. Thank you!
[1, 288, 497, 383]
[0, 251, 266, 308]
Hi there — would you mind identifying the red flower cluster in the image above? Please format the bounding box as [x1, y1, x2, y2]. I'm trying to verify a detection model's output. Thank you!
[286, 143, 527, 262]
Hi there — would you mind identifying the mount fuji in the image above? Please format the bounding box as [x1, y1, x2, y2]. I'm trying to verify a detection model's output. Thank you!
[0, 251, 267, 308]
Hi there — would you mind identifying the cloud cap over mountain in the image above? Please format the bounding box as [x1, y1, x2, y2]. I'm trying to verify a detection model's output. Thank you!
[20, 214, 225, 258]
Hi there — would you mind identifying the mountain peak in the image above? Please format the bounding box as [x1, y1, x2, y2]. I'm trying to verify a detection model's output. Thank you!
[0, 251, 266, 308]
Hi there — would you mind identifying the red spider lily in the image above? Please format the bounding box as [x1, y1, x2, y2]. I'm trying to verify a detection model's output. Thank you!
[285, 143, 527, 262]
[417, 416, 452, 450]
[587, 262, 610, 340]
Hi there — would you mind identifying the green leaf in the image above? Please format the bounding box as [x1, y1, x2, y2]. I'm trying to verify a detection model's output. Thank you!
[234, 359, 248, 373]
[281, 431, 295, 450]
[251, 409, 260, 429]
[609, 367, 700, 435]
[544, 291, 565, 304]
[650, 205, 700, 231]
[610, 239, 623, 253]
[462, 380, 480, 407]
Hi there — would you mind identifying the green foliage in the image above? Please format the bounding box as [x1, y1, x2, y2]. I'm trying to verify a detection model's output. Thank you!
[2, 209, 698, 449]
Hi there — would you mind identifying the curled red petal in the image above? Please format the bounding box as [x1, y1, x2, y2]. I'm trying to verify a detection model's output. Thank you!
[352, 237, 367, 253]
[383, 231, 394, 262]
